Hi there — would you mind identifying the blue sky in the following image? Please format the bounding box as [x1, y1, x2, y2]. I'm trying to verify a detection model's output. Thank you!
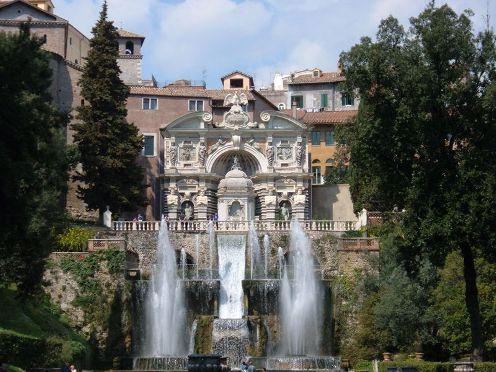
[55, 0, 496, 88]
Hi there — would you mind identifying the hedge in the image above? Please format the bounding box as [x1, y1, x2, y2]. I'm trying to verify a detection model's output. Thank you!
[0, 331, 86, 368]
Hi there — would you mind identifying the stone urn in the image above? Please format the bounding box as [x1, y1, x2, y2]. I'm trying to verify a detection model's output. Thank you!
[383, 352, 392, 361]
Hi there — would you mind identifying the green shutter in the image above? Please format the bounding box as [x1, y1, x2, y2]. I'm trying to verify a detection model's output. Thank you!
[321, 93, 328, 108]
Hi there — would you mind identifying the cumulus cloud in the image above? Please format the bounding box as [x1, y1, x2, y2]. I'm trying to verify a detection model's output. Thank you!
[53, 0, 495, 87]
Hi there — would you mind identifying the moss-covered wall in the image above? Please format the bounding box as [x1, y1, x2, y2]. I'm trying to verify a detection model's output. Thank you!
[43, 250, 131, 368]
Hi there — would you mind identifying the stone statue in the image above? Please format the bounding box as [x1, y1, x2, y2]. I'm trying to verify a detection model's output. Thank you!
[167, 186, 179, 206]
[280, 202, 290, 221]
[296, 140, 305, 166]
[266, 143, 274, 167]
[293, 187, 306, 206]
[231, 155, 241, 170]
[196, 189, 208, 206]
[168, 142, 177, 166]
[184, 203, 193, 220]
[209, 138, 226, 154]
[198, 141, 207, 166]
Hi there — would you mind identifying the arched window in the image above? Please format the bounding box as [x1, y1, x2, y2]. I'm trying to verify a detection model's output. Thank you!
[125, 41, 134, 55]
[312, 159, 321, 164]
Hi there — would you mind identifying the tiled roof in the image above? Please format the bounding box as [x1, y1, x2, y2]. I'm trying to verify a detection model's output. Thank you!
[117, 28, 145, 39]
[129, 86, 257, 100]
[289, 72, 345, 85]
[221, 70, 253, 81]
[281, 109, 357, 124]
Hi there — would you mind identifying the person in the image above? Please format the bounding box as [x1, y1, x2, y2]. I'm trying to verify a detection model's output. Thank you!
[247, 359, 256, 372]
[239, 360, 248, 371]
[61, 363, 70, 372]
[70, 365, 77, 372]
[137, 213, 143, 222]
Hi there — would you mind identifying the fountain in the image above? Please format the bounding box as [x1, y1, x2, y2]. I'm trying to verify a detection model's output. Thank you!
[142, 221, 186, 357]
[263, 234, 270, 278]
[280, 220, 322, 355]
[180, 247, 186, 280]
[208, 221, 215, 279]
[277, 247, 284, 279]
[249, 221, 262, 279]
[195, 235, 200, 279]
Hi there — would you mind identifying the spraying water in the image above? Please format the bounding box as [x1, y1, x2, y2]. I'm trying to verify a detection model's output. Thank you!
[277, 247, 284, 279]
[263, 234, 270, 278]
[279, 220, 322, 355]
[180, 248, 186, 280]
[195, 235, 200, 279]
[208, 221, 215, 279]
[218, 235, 246, 319]
[144, 221, 186, 356]
[248, 221, 261, 279]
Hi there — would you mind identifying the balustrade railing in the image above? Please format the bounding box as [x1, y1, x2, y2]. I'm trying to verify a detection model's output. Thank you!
[113, 219, 359, 232]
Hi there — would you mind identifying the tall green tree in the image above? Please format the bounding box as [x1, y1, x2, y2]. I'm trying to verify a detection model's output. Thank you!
[73, 1, 146, 220]
[339, 3, 496, 360]
[0, 24, 70, 293]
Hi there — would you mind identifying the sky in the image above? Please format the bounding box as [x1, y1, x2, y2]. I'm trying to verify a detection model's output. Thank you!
[55, 0, 496, 88]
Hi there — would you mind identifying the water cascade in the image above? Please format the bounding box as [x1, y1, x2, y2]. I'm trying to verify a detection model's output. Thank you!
[180, 247, 186, 280]
[263, 234, 270, 278]
[279, 220, 322, 356]
[208, 221, 215, 279]
[277, 247, 284, 279]
[248, 221, 261, 279]
[144, 221, 186, 356]
[195, 234, 200, 279]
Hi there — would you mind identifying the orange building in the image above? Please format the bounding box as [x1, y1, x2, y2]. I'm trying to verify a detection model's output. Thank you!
[284, 110, 357, 184]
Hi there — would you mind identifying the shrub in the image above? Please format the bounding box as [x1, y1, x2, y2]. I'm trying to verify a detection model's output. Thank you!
[57, 227, 94, 251]
[379, 361, 453, 372]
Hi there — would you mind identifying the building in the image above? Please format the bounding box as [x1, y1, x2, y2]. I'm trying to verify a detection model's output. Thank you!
[259, 67, 360, 112]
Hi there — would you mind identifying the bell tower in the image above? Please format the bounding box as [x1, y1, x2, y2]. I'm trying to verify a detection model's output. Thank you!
[28, 0, 54, 13]
[116, 28, 145, 85]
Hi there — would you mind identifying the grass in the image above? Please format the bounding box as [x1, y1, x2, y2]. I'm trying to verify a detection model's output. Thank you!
[0, 285, 86, 346]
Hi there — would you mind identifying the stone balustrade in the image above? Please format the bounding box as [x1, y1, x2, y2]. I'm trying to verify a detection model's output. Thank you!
[113, 219, 358, 232]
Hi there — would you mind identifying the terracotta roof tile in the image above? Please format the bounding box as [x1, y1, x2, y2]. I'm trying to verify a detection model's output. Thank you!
[117, 28, 145, 39]
[129, 86, 257, 100]
[281, 109, 357, 124]
[289, 72, 345, 85]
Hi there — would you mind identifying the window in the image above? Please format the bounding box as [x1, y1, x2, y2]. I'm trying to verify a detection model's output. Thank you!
[325, 131, 334, 146]
[342, 93, 354, 106]
[188, 100, 204, 111]
[69, 37, 72, 45]
[311, 131, 321, 145]
[321, 93, 328, 108]
[142, 135, 156, 156]
[143, 97, 158, 110]
[125, 41, 134, 55]
[291, 95, 303, 109]
[278, 103, 286, 110]
[230, 78, 244, 88]
[325, 159, 334, 175]
[312, 166, 322, 185]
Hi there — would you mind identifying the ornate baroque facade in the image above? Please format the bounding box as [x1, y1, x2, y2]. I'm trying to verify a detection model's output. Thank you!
[161, 93, 311, 221]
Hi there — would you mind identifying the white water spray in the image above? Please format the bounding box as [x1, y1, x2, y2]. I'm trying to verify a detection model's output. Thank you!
[145, 221, 186, 356]
[180, 248, 186, 280]
[208, 221, 215, 279]
[263, 234, 270, 278]
[280, 220, 322, 355]
[195, 235, 200, 279]
[249, 221, 261, 279]
[277, 247, 284, 279]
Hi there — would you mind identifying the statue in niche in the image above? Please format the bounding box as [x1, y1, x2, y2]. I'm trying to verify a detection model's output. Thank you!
[280, 202, 291, 221]
[228, 201, 243, 220]
[266, 143, 274, 167]
[231, 155, 241, 170]
[168, 142, 177, 166]
[296, 140, 305, 166]
[198, 141, 207, 166]
[209, 138, 226, 154]
[182, 202, 193, 220]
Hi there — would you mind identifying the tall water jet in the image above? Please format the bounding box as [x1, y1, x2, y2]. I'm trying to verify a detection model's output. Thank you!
[195, 234, 200, 279]
[248, 221, 261, 279]
[279, 220, 322, 355]
[277, 247, 284, 279]
[180, 247, 186, 280]
[263, 234, 270, 278]
[144, 221, 186, 356]
[208, 221, 215, 279]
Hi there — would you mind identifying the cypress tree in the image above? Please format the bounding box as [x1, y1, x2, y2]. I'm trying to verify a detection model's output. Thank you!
[73, 1, 146, 220]
[0, 24, 70, 294]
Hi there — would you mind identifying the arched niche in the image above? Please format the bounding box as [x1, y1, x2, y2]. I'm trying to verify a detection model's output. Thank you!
[125, 40, 134, 55]
[209, 149, 262, 177]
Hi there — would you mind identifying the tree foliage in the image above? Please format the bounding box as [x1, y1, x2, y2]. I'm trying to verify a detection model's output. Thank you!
[0, 25, 70, 294]
[339, 3, 496, 359]
[72, 2, 146, 219]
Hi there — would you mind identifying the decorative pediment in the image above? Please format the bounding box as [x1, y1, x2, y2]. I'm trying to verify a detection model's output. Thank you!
[215, 93, 258, 130]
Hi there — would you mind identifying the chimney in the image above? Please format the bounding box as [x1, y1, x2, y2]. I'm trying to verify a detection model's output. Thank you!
[292, 102, 297, 119]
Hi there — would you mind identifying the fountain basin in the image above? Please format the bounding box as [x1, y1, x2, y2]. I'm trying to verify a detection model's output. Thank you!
[133, 356, 188, 371]
[248, 356, 341, 371]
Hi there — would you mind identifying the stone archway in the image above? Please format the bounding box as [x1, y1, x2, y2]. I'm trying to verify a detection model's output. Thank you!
[206, 143, 268, 176]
